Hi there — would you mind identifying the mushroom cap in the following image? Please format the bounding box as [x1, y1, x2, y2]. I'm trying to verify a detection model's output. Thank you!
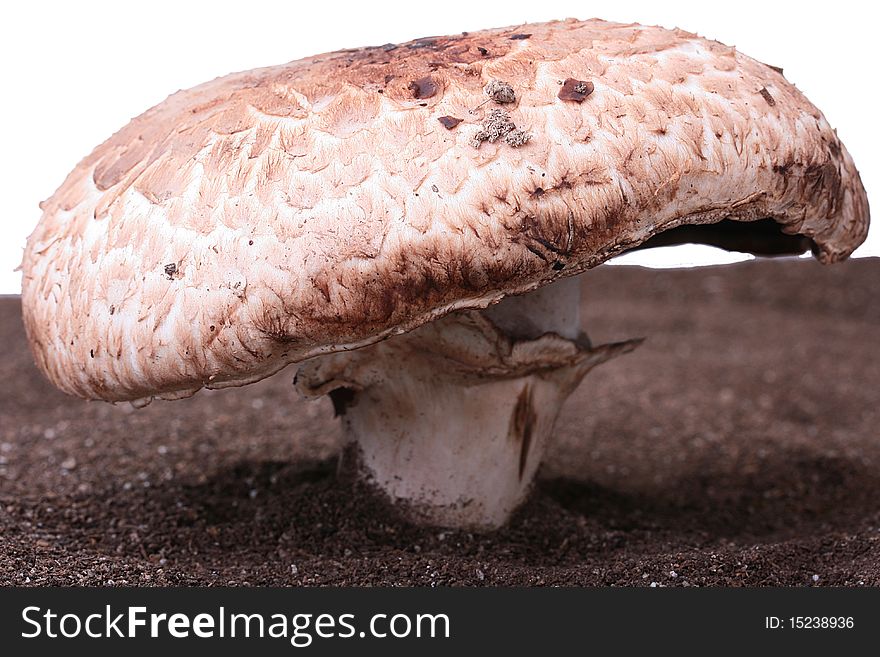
[22, 18, 869, 403]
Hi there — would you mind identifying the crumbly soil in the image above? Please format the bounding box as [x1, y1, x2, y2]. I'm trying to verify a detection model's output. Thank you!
[2, 258, 879, 586]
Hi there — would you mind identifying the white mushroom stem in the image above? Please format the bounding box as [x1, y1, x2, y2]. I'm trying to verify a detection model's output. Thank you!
[295, 277, 639, 530]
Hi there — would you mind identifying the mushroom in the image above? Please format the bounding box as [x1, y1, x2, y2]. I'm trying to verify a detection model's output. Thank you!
[21, 19, 868, 529]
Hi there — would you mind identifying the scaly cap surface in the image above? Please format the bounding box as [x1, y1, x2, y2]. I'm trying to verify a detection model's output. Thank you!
[21, 18, 869, 402]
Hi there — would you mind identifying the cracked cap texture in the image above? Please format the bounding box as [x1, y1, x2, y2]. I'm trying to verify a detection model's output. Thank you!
[21, 18, 869, 403]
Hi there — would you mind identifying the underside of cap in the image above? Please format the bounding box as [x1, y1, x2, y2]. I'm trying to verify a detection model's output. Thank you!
[21, 18, 869, 402]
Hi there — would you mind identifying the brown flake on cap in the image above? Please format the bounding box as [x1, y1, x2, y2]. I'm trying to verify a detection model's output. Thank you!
[438, 115, 464, 129]
[21, 18, 869, 403]
[759, 86, 776, 106]
[408, 76, 438, 99]
[558, 78, 595, 102]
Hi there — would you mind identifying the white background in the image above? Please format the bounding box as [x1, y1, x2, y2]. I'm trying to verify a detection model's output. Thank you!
[1, 0, 875, 294]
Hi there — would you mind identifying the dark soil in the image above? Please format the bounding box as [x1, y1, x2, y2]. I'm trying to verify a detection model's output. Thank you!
[2, 258, 879, 586]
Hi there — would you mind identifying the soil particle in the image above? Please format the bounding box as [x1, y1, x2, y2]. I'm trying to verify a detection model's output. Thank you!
[484, 79, 516, 104]
[471, 108, 531, 148]
[1, 258, 879, 586]
[503, 128, 531, 147]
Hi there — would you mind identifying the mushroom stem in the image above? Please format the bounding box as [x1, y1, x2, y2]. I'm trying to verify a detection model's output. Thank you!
[296, 277, 639, 530]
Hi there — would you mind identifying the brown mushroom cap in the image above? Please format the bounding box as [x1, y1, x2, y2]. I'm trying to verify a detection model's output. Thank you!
[22, 18, 869, 403]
